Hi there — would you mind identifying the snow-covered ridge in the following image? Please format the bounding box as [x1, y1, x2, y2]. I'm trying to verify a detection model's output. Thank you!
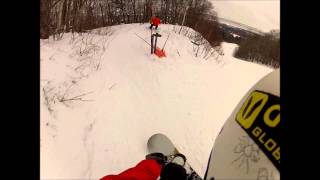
[218, 17, 265, 36]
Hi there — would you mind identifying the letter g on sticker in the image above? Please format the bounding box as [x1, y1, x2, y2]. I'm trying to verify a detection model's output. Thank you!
[236, 91, 269, 129]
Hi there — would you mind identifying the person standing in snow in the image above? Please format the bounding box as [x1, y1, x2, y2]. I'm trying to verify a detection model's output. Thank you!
[100, 152, 187, 180]
[149, 15, 161, 30]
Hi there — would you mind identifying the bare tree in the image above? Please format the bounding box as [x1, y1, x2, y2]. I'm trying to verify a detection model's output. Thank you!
[40, 0, 50, 39]
[40, 0, 222, 52]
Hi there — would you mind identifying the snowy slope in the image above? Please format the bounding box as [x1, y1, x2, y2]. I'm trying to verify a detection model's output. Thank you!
[40, 23, 273, 179]
[210, 0, 280, 33]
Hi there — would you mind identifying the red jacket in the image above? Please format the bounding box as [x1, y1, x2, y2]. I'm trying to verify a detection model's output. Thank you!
[151, 17, 161, 26]
[100, 159, 162, 180]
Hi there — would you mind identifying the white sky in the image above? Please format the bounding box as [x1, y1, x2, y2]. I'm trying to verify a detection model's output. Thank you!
[210, 0, 280, 32]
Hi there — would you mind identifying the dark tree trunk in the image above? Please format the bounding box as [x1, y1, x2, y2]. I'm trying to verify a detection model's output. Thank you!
[40, 0, 50, 39]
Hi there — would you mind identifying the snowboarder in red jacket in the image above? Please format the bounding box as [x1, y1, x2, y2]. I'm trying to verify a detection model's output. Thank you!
[149, 16, 161, 30]
[100, 152, 187, 180]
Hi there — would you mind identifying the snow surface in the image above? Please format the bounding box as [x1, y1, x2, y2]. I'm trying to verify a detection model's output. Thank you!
[40, 23, 273, 179]
[210, 0, 280, 33]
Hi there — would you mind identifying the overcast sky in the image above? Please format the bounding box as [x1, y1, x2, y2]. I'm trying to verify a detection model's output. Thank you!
[210, 0, 280, 32]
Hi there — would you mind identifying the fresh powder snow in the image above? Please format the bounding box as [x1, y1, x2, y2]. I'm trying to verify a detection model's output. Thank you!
[40, 23, 273, 179]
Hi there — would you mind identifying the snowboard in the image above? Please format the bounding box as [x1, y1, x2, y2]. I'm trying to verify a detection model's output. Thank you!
[147, 133, 202, 180]
[204, 69, 280, 180]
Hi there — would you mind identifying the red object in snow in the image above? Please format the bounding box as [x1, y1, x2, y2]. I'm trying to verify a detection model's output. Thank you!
[155, 47, 166, 58]
[151, 16, 161, 26]
[100, 159, 162, 180]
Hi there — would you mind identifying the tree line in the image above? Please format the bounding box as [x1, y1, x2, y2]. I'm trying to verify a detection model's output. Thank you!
[40, 0, 222, 47]
[234, 33, 280, 68]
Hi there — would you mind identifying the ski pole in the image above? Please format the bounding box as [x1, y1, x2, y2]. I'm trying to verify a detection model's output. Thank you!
[151, 28, 153, 54]
[162, 33, 170, 51]
[151, 34, 154, 54]
[154, 35, 157, 53]
[134, 33, 151, 46]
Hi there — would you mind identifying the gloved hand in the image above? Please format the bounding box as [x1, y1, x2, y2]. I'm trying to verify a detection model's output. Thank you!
[160, 162, 187, 180]
[145, 152, 167, 165]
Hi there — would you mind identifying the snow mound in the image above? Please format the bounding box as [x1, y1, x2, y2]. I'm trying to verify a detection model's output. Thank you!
[40, 23, 273, 179]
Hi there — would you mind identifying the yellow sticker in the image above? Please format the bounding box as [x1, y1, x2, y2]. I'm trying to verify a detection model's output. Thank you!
[235, 91, 280, 171]
[236, 91, 269, 129]
[264, 104, 280, 128]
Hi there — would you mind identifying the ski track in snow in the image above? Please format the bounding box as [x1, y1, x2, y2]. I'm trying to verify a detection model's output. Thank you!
[82, 117, 96, 179]
[40, 23, 274, 179]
